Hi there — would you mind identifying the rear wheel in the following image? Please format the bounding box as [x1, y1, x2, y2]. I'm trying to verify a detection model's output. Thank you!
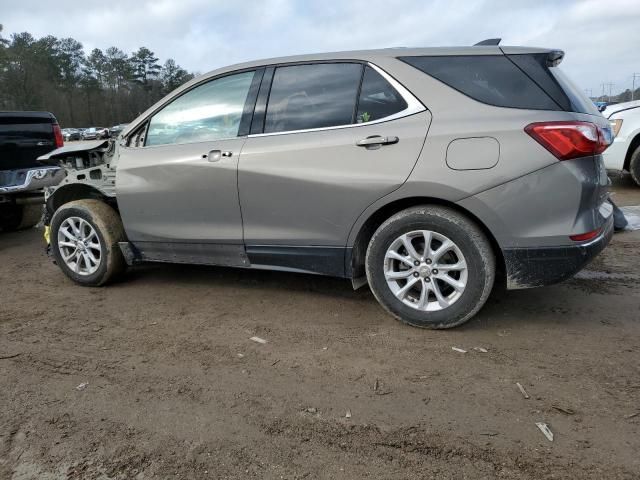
[365, 205, 496, 329]
[50, 199, 126, 286]
[629, 145, 640, 187]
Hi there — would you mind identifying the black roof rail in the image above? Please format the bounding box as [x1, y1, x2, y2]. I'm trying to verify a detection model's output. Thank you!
[474, 38, 501, 46]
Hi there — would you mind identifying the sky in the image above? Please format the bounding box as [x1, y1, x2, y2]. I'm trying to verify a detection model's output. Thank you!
[1, 0, 639, 97]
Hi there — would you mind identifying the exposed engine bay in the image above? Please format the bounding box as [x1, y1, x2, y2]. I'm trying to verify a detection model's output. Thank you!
[37, 140, 119, 201]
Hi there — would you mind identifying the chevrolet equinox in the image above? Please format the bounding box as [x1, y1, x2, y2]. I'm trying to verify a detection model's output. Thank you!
[39, 41, 614, 329]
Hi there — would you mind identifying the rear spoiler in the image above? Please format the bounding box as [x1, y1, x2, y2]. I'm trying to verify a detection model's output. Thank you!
[474, 38, 501, 46]
[546, 50, 565, 67]
[475, 39, 565, 67]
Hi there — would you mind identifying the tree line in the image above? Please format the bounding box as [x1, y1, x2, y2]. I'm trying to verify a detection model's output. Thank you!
[0, 25, 195, 128]
[595, 88, 640, 104]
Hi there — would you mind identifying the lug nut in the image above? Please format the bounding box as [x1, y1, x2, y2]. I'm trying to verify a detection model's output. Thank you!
[414, 261, 420, 266]
[413, 272, 419, 277]
[426, 259, 432, 264]
[432, 269, 438, 274]
[425, 277, 431, 282]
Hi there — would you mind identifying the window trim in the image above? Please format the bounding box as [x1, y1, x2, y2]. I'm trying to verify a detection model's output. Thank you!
[249, 67, 275, 135]
[124, 60, 426, 148]
[248, 62, 425, 138]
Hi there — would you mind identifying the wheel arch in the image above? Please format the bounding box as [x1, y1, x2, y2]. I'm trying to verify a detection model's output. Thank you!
[46, 184, 116, 215]
[623, 131, 640, 171]
[348, 196, 505, 287]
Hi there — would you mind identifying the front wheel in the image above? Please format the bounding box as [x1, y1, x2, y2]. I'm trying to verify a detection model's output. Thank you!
[365, 205, 496, 329]
[50, 199, 126, 286]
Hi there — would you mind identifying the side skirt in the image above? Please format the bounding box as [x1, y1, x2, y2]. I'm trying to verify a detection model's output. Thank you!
[120, 241, 351, 278]
[245, 245, 349, 278]
[123, 241, 250, 267]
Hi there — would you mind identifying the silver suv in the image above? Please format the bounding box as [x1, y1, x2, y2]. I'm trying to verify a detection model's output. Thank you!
[40, 41, 614, 329]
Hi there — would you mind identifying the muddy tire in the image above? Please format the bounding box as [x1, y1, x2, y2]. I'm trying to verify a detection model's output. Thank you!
[0, 204, 42, 232]
[50, 199, 126, 286]
[630, 145, 640, 187]
[365, 205, 495, 329]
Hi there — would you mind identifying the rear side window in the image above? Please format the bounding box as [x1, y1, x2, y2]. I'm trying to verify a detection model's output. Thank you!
[399, 55, 560, 111]
[357, 66, 408, 123]
[264, 63, 362, 133]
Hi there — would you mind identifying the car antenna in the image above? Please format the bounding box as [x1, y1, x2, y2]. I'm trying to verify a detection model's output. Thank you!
[474, 38, 501, 46]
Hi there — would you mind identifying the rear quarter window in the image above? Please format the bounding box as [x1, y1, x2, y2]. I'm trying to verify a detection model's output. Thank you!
[356, 66, 408, 123]
[399, 55, 560, 111]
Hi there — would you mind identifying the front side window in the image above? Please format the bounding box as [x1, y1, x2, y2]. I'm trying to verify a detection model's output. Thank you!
[264, 63, 362, 133]
[357, 66, 408, 123]
[146, 70, 255, 146]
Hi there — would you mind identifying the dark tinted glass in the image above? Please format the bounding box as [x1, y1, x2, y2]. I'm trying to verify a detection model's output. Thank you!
[548, 67, 600, 116]
[506, 53, 570, 110]
[356, 66, 408, 123]
[400, 55, 560, 110]
[507, 53, 598, 115]
[264, 63, 362, 133]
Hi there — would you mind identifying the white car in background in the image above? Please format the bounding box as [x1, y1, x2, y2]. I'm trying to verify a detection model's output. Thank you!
[602, 100, 640, 186]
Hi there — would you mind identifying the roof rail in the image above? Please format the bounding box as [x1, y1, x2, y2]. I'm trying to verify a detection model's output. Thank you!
[474, 38, 501, 46]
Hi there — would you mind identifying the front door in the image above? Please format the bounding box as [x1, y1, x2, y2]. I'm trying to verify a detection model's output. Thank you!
[116, 70, 261, 264]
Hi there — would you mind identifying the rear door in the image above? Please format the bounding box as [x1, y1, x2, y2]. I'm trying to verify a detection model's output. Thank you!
[238, 62, 431, 250]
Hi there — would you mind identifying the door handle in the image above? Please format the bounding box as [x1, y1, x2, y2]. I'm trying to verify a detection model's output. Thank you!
[356, 135, 399, 148]
[205, 150, 233, 162]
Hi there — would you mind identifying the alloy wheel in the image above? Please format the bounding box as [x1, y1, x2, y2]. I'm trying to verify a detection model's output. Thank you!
[383, 230, 468, 311]
[57, 216, 102, 276]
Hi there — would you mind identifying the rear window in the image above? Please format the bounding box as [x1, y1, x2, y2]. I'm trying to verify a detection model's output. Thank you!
[548, 67, 600, 116]
[507, 53, 600, 115]
[399, 55, 561, 111]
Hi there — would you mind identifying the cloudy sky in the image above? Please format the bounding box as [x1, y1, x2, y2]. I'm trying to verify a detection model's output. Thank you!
[1, 0, 638, 96]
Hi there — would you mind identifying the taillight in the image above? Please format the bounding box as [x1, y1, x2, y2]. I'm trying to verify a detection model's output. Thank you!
[52, 123, 64, 148]
[525, 121, 610, 161]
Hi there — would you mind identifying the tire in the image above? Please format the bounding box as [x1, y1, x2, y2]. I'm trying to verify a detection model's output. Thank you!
[629, 145, 640, 187]
[365, 205, 496, 329]
[50, 199, 126, 286]
[0, 204, 42, 232]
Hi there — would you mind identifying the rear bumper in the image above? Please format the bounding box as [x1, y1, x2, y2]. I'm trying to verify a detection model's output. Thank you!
[503, 214, 614, 289]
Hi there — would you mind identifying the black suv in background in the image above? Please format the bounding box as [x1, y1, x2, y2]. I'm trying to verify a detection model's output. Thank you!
[0, 111, 65, 231]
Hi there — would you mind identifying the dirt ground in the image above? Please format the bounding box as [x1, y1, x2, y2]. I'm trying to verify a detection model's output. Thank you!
[1, 177, 639, 480]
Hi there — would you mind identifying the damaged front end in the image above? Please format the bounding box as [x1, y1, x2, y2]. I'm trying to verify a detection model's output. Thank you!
[38, 139, 121, 249]
[38, 139, 119, 207]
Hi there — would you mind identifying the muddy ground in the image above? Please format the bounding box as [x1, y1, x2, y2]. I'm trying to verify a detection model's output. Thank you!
[1, 176, 639, 480]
